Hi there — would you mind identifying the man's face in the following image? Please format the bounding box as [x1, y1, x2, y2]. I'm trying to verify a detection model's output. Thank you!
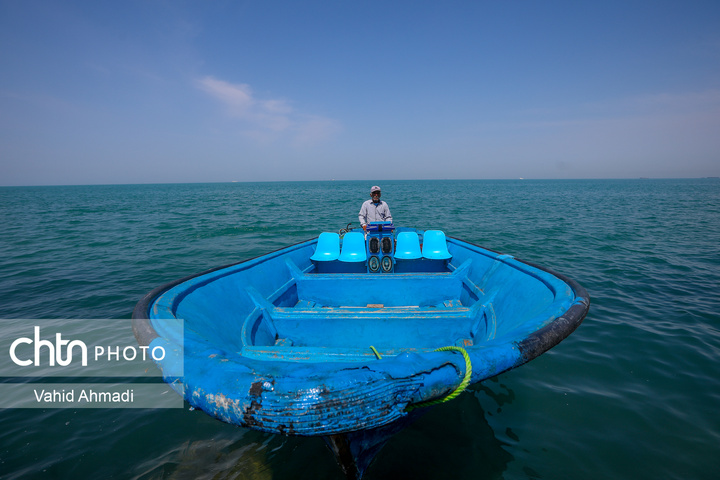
[371, 190, 381, 202]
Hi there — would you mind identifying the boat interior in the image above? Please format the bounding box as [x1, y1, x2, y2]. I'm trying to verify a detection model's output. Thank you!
[150, 228, 572, 363]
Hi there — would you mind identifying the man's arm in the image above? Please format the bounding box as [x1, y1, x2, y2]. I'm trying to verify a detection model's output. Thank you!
[359, 201, 367, 226]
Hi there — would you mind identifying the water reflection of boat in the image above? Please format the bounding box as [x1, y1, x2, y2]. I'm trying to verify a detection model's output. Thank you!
[132, 224, 589, 478]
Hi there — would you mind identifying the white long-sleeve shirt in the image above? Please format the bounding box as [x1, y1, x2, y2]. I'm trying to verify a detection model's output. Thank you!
[358, 200, 392, 225]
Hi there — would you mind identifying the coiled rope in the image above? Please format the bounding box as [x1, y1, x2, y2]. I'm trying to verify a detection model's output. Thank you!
[405, 346, 472, 412]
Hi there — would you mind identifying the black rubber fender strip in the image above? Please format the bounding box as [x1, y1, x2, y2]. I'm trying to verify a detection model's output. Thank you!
[446, 234, 590, 364]
[512, 259, 590, 362]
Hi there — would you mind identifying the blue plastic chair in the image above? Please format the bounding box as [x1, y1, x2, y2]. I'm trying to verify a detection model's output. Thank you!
[394, 232, 422, 259]
[338, 232, 367, 262]
[422, 230, 452, 260]
[310, 232, 340, 261]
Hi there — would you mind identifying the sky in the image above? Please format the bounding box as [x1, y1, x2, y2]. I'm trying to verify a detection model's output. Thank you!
[1, 0, 719, 186]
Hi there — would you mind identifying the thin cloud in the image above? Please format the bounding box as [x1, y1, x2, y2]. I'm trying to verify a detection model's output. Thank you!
[629, 89, 720, 114]
[196, 76, 341, 144]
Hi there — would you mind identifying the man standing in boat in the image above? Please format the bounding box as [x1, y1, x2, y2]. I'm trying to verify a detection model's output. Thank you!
[359, 185, 392, 233]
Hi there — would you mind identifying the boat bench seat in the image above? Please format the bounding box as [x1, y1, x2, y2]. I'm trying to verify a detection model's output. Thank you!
[295, 274, 464, 307]
[243, 302, 489, 350]
[242, 299, 496, 351]
[242, 332, 480, 362]
[272, 304, 476, 319]
[241, 345, 427, 363]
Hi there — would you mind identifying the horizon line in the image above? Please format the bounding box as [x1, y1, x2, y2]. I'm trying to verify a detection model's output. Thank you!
[1, 176, 718, 188]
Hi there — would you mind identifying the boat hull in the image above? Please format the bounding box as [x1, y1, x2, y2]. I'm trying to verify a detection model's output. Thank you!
[133, 230, 589, 438]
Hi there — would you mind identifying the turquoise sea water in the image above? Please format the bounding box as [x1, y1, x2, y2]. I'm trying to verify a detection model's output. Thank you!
[1, 179, 719, 479]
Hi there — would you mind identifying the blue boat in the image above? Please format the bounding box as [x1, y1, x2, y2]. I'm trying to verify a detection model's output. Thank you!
[132, 224, 589, 478]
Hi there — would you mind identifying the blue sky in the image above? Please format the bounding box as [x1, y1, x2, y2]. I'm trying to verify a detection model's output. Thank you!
[1, 0, 719, 185]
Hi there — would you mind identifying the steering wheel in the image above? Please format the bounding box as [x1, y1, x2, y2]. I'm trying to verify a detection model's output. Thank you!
[338, 223, 353, 237]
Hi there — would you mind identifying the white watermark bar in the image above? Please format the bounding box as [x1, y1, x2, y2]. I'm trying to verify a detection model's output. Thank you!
[0, 319, 183, 378]
[0, 383, 184, 408]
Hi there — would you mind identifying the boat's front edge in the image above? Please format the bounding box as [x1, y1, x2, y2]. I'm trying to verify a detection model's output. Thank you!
[513, 258, 590, 363]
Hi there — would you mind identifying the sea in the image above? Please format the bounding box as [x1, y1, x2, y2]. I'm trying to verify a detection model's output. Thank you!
[1, 179, 718, 479]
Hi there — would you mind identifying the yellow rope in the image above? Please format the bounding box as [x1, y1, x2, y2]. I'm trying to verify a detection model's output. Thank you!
[405, 346, 472, 412]
[369, 345, 382, 359]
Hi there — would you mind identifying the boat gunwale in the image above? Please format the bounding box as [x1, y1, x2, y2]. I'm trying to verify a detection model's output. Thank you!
[132, 236, 318, 346]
